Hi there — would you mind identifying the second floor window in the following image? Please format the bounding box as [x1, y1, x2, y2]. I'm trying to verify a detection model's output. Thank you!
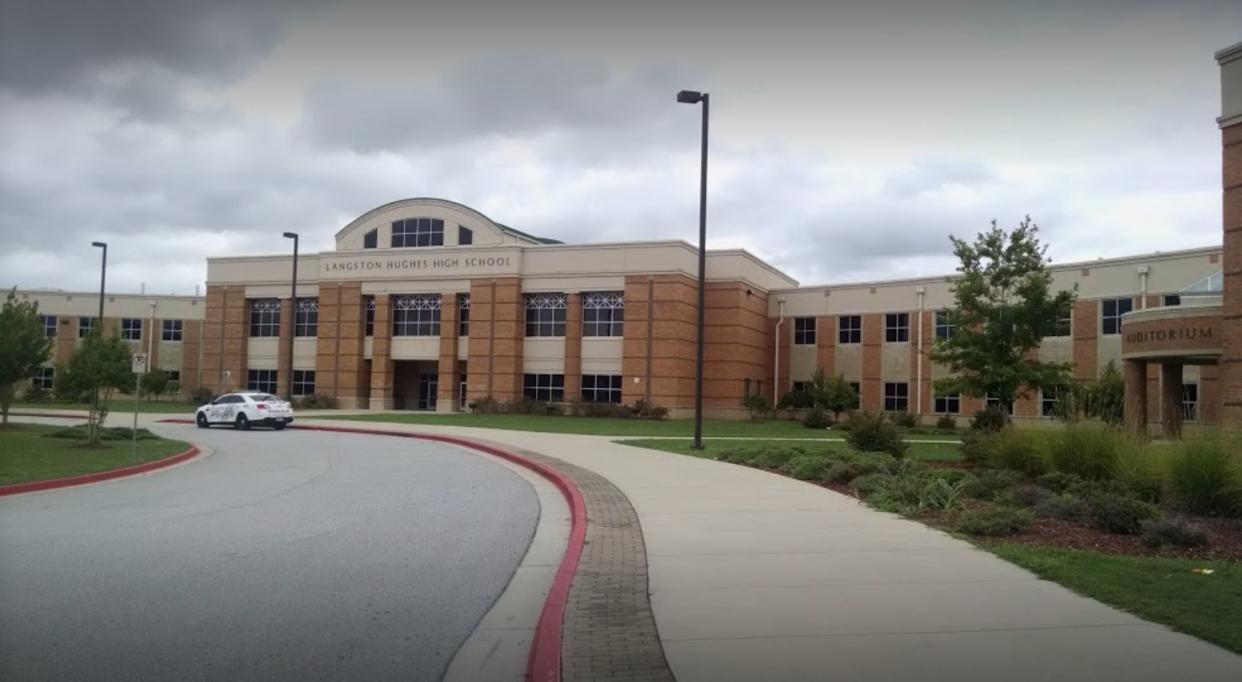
[459, 226, 473, 245]
[839, 315, 861, 344]
[1101, 298, 1132, 335]
[78, 317, 96, 338]
[42, 315, 57, 338]
[885, 313, 909, 342]
[793, 317, 816, 345]
[392, 294, 441, 336]
[121, 318, 142, 341]
[391, 217, 444, 247]
[583, 292, 624, 337]
[363, 229, 378, 249]
[935, 310, 956, 340]
[365, 296, 375, 336]
[249, 299, 280, 337]
[526, 293, 567, 337]
[458, 295, 470, 336]
[294, 298, 318, 337]
[162, 319, 183, 341]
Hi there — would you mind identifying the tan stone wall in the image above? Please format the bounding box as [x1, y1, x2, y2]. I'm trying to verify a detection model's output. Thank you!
[1073, 299, 1099, 381]
[860, 313, 883, 412]
[467, 277, 525, 402]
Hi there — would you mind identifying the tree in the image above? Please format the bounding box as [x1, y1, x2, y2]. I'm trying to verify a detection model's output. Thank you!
[140, 368, 170, 400]
[815, 371, 858, 422]
[1056, 361, 1124, 426]
[0, 288, 53, 425]
[931, 217, 1075, 415]
[60, 332, 132, 445]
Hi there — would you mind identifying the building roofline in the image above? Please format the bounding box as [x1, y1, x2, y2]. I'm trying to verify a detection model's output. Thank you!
[12, 288, 203, 301]
[333, 197, 560, 245]
[1216, 40, 1242, 64]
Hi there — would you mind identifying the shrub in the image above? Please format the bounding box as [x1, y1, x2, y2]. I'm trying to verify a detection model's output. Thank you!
[1000, 483, 1054, 508]
[1033, 493, 1089, 521]
[741, 394, 772, 421]
[970, 408, 1007, 433]
[1086, 493, 1159, 534]
[293, 393, 339, 409]
[188, 386, 215, 406]
[1166, 438, 1242, 517]
[981, 428, 1047, 477]
[778, 389, 816, 409]
[802, 406, 832, 430]
[22, 385, 49, 402]
[1116, 446, 1164, 504]
[630, 399, 669, 420]
[1036, 471, 1087, 495]
[861, 470, 971, 517]
[1141, 517, 1209, 549]
[957, 504, 1033, 536]
[845, 412, 907, 457]
[890, 411, 919, 429]
[1047, 424, 1126, 481]
[824, 452, 899, 484]
[784, 454, 832, 481]
[935, 415, 957, 432]
[470, 396, 500, 413]
[46, 425, 157, 441]
[850, 472, 890, 497]
[752, 445, 808, 470]
[959, 430, 991, 466]
[960, 468, 1025, 501]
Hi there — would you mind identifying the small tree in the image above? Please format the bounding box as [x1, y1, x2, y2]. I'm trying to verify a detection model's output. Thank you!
[932, 217, 1075, 415]
[741, 393, 772, 421]
[141, 368, 170, 400]
[60, 332, 132, 445]
[1057, 361, 1124, 426]
[816, 372, 858, 422]
[0, 288, 53, 425]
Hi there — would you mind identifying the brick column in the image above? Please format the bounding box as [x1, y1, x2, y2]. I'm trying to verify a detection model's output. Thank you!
[369, 294, 394, 409]
[219, 287, 248, 392]
[277, 298, 293, 398]
[181, 320, 202, 393]
[1072, 299, 1098, 381]
[437, 293, 460, 411]
[1161, 362, 1183, 439]
[816, 315, 836, 377]
[860, 313, 883, 412]
[621, 276, 653, 405]
[1220, 73, 1242, 427]
[1201, 363, 1220, 424]
[1124, 359, 1148, 437]
[334, 283, 367, 408]
[315, 284, 340, 398]
[55, 317, 77, 365]
[564, 293, 583, 400]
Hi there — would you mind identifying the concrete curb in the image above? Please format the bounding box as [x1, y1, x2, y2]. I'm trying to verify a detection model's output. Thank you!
[0, 444, 202, 497]
[159, 418, 587, 682]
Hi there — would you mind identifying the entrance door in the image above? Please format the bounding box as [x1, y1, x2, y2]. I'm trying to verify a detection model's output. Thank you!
[417, 373, 438, 411]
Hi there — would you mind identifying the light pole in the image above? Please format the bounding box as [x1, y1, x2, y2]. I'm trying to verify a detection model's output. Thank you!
[283, 232, 299, 400]
[677, 89, 709, 450]
[90, 241, 107, 442]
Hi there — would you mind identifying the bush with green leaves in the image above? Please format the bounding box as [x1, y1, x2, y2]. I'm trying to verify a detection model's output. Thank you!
[860, 469, 971, 517]
[777, 389, 816, 410]
[46, 425, 158, 441]
[981, 428, 1047, 477]
[1033, 493, 1089, 521]
[823, 451, 900, 484]
[1085, 493, 1159, 534]
[1116, 446, 1164, 504]
[188, 386, 215, 406]
[960, 468, 1025, 501]
[970, 408, 1007, 433]
[999, 483, 1054, 508]
[1035, 471, 1086, 494]
[1140, 517, 1209, 549]
[741, 394, 772, 421]
[802, 406, 831, 429]
[1047, 424, 1126, 481]
[935, 415, 957, 432]
[22, 385, 49, 402]
[752, 445, 806, 470]
[1166, 437, 1242, 517]
[630, 399, 670, 420]
[890, 411, 919, 429]
[783, 454, 832, 481]
[844, 411, 907, 457]
[957, 504, 1033, 537]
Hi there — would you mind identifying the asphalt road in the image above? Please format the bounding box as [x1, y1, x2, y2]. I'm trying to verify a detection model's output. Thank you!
[0, 423, 540, 681]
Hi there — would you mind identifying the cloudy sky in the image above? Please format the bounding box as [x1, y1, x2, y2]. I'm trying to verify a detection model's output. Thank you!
[1, 0, 1238, 295]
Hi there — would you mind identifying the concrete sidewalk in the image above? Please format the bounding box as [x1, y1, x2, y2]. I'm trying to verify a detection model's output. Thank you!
[298, 418, 1242, 682]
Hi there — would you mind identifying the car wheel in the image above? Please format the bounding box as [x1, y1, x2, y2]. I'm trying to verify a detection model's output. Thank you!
[196, 413, 209, 429]
[273, 423, 286, 431]
[235, 414, 250, 431]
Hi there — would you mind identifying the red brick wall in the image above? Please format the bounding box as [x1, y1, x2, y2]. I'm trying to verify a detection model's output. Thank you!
[1222, 123, 1242, 426]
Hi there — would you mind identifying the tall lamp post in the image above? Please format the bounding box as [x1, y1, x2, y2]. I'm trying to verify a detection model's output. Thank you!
[677, 89, 709, 450]
[283, 232, 299, 401]
[90, 241, 107, 441]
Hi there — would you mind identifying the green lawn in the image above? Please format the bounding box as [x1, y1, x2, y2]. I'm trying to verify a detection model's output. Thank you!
[986, 544, 1242, 654]
[620, 437, 964, 462]
[0, 423, 191, 486]
[318, 411, 964, 442]
[10, 400, 197, 415]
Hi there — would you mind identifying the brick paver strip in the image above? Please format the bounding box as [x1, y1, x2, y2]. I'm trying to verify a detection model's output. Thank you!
[509, 447, 676, 682]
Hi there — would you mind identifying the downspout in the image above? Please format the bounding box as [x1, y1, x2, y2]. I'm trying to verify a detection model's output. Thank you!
[915, 287, 925, 417]
[773, 297, 786, 406]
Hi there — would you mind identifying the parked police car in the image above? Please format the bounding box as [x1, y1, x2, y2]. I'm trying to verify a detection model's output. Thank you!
[195, 392, 295, 430]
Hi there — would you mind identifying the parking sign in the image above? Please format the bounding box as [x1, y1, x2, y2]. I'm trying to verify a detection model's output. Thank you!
[132, 353, 148, 374]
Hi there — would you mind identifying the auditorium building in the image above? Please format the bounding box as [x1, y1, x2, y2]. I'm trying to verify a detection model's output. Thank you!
[16, 42, 1241, 432]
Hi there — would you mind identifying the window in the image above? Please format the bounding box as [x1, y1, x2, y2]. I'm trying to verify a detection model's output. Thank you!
[743, 378, 764, 398]
[935, 310, 956, 340]
[249, 299, 280, 337]
[458, 295, 470, 336]
[161, 319, 183, 341]
[1183, 383, 1199, 421]
[78, 317, 96, 338]
[41, 315, 57, 338]
[884, 382, 909, 412]
[34, 366, 54, 390]
[292, 370, 316, 396]
[985, 394, 1014, 415]
[839, 315, 861, 344]
[523, 373, 564, 402]
[582, 374, 623, 404]
[363, 229, 378, 249]
[848, 382, 861, 409]
[459, 373, 468, 409]
[582, 292, 624, 337]
[391, 217, 444, 247]
[1041, 386, 1066, 418]
[885, 313, 909, 342]
[1101, 298, 1132, 335]
[392, 294, 441, 336]
[294, 298, 318, 337]
[793, 317, 816, 345]
[121, 318, 142, 341]
[365, 296, 375, 336]
[792, 381, 810, 393]
[1164, 295, 1181, 306]
[247, 369, 278, 394]
[459, 226, 473, 245]
[525, 293, 567, 337]
[167, 370, 181, 384]
[934, 393, 960, 414]
[1048, 311, 1072, 337]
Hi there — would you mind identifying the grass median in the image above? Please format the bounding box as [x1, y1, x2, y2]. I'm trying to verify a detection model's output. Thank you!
[11, 400, 197, 415]
[0, 423, 191, 486]
[620, 437, 964, 462]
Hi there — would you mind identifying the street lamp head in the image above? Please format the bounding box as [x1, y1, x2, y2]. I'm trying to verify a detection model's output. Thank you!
[676, 90, 705, 104]
[282, 232, 298, 239]
[91, 241, 106, 248]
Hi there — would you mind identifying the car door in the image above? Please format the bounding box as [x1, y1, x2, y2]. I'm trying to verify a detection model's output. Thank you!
[211, 395, 239, 423]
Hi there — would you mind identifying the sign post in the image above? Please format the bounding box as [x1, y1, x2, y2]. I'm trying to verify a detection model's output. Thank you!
[131, 353, 148, 458]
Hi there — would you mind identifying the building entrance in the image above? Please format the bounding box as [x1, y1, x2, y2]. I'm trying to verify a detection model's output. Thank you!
[393, 360, 439, 411]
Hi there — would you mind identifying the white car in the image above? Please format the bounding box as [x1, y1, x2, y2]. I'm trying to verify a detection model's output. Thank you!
[196, 392, 295, 430]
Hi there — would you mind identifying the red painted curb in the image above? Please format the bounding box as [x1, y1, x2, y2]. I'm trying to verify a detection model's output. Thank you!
[159, 418, 584, 682]
[0, 444, 201, 496]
